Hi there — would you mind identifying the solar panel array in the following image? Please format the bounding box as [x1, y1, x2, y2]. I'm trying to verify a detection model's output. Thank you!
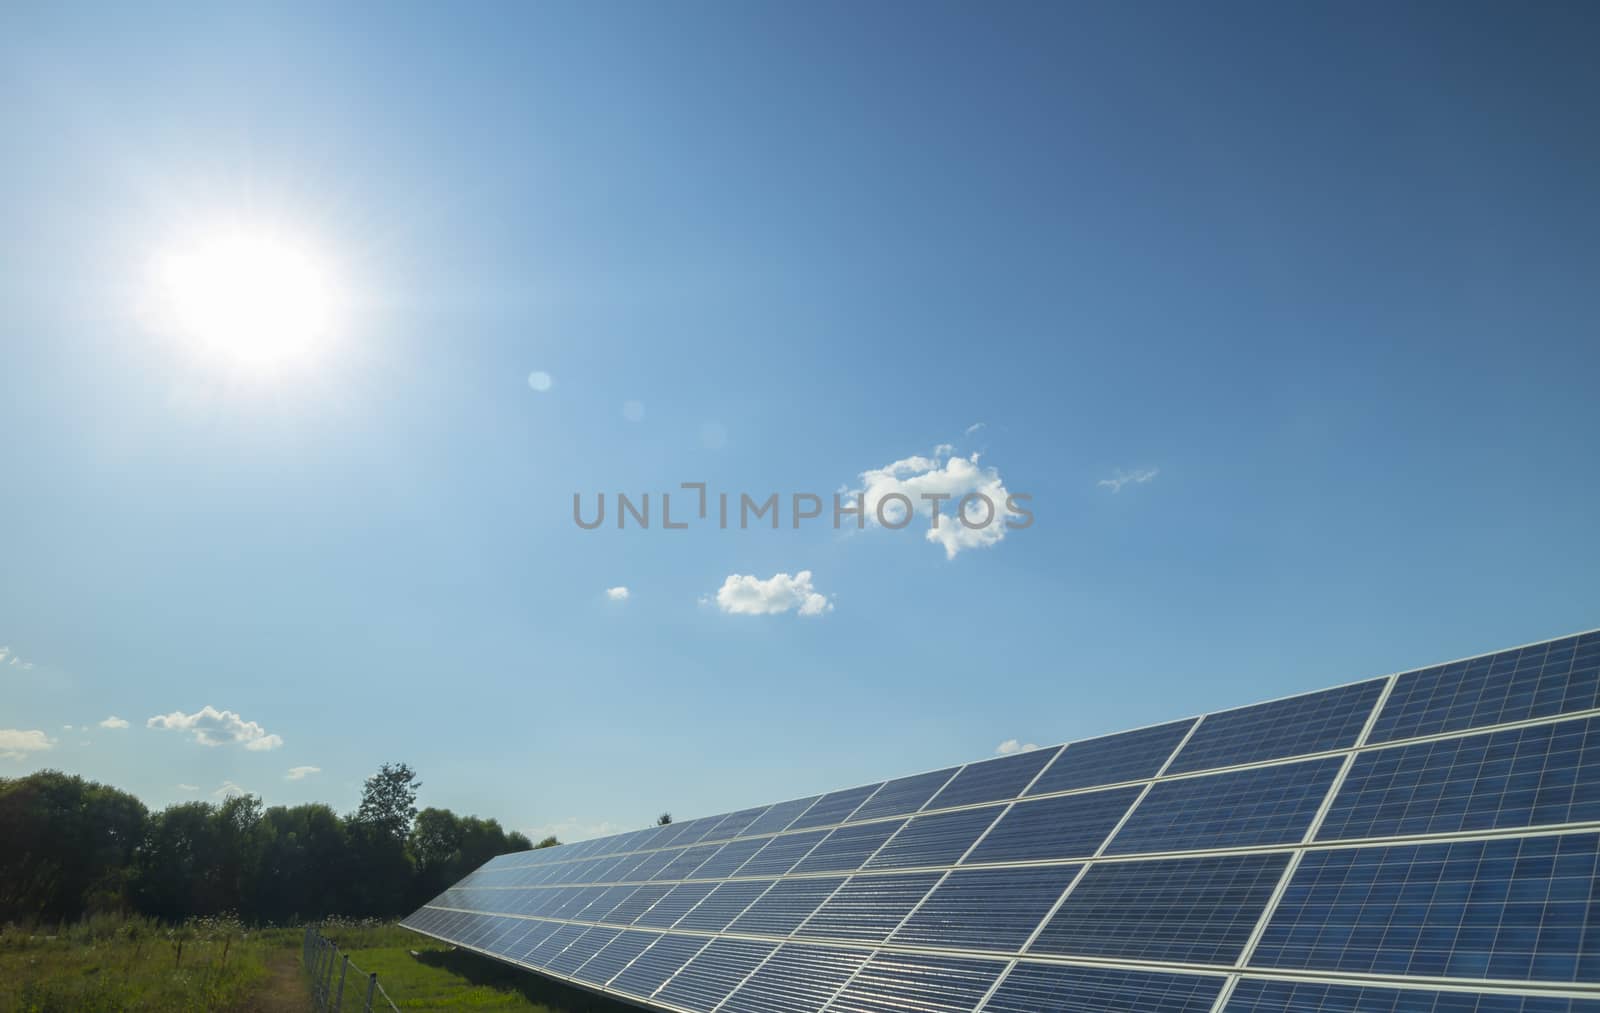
[403, 631, 1600, 1012]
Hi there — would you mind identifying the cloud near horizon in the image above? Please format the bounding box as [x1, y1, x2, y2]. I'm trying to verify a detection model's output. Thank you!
[285, 766, 321, 781]
[995, 738, 1040, 755]
[99, 716, 130, 729]
[0, 729, 55, 760]
[147, 706, 283, 751]
[711, 571, 832, 616]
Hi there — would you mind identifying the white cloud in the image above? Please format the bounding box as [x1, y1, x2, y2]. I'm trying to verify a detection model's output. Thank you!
[527, 816, 628, 844]
[606, 586, 630, 601]
[1097, 467, 1159, 493]
[99, 716, 130, 729]
[1, 647, 36, 671]
[146, 706, 284, 751]
[996, 739, 1040, 756]
[527, 370, 553, 392]
[712, 571, 832, 617]
[0, 729, 56, 760]
[212, 781, 248, 798]
[850, 446, 1025, 559]
[285, 765, 321, 781]
[176, 784, 199, 792]
[965, 421, 986, 435]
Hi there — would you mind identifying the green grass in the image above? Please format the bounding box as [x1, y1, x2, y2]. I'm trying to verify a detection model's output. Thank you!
[325, 923, 639, 1012]
[0, 914, 294, 1012]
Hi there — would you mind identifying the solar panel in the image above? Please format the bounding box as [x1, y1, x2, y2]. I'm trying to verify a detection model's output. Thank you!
[403, 630, 1600, 1013]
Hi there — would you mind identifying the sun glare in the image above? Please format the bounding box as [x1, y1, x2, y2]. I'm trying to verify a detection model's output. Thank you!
[153, 228, 340, 370]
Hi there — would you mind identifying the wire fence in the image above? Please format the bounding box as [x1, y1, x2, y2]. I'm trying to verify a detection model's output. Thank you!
[302, 925, 401, 1012]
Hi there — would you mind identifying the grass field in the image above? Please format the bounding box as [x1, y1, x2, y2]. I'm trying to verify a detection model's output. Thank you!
[1, 916, 638, 1013]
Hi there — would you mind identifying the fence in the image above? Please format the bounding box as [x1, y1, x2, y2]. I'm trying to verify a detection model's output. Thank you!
[302, 925, 401, 1012]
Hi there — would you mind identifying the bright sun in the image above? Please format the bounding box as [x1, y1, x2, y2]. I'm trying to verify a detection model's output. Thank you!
[153, 228, 339, 369]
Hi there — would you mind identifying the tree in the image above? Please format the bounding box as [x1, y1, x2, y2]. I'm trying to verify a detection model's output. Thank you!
[354, 762, 420, 842]
[0, 770, 148, 923]
[656, 811, 672, 826]
[534, 835, 559, 849]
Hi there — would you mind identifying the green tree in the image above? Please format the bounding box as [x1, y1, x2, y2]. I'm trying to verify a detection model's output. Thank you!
[656, 811, 672, 826]
[535, 835, 560, 849]
[354, 762, 420, 841]
[0, 770, 148, 923]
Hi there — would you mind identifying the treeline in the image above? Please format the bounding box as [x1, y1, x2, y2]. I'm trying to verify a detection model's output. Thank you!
[0, 763, 551, 926]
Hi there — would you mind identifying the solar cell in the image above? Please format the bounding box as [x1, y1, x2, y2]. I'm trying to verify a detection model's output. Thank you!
[406, 630, 1600, 1013]
[964, 786, 1140, 864]
[791, 784, 883, 830]
[655, 938, 777, 1012]
[1030, 851, 1290, 964]
[865, 806, 1001, 869]
[725, 875, 845, 936]
[791, 819, 906, 874]
[891, 864, 1080, 952]
[609, 933, 709, 1000]
[925, 746, 1062, 810]
[1225, 978, 1600, 1012]
[718, 944, 870, 1013]
[1027, 718, 1197, 795]
[825, 952, 1004, 1013]
[851, 767, 962, 821]
[794, 871, 941, 942]
[1317, 715, 1600, 842]
[572, 929, 660, 986]
[1370, 634, 1600, 745]
[1166, 678, 1386, 774]
[982, 962, 1225, 1013]
[1107, 757, 1343, 854]
[1252, 832, 1600, 982]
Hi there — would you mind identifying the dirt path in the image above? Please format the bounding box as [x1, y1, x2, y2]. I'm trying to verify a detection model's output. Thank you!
[243, 948, 311, 1012]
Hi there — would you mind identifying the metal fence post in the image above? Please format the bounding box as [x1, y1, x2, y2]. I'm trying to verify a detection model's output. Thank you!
[322, 938, 336, 1007]
[365, 971, 378, 1012]
[335, 953, 349, 1012]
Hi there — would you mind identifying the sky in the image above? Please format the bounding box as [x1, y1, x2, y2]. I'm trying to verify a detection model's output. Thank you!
[2, 3, 1597, 844]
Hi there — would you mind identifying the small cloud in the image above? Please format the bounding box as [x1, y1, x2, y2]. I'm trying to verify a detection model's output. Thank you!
[996, 739, 1040, 756]
[622, 400, 645, 422]
[285, 765, 321, 781]
[1, 646, 36, 670]
[849, 446, 1025, 559]
[527, 370, 553, 392]
[147, 706, 283, 751]
[99, 716, 130, 730]
[0, 729, 56, 760]
[711, 571, 833, 617]
[212, 781, 248, 799]
[527, 816, 628, 844]
[176, 784, 199, 792]
[1097, 467, 1159, 493]
[62, 724, 73, 731]
[965, 421, 986, 435]
[605, 586, 631, 601]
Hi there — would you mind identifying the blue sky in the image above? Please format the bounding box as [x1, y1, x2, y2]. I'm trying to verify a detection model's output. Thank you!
[2, 3, 1596, 842]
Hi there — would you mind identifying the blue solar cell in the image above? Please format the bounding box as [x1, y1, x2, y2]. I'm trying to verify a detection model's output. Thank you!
[850, 767, 962, 822]
[509, 920, 561, 961]
[738, 829, 829, 876]
[892, 865, 1080, 952]
[573, 884, 637, 921]
[983, 962, 1225, 1013]
[1370, 634, 1600, 745]
[1166, 679, 1386, 774]
[609, 932, 709, 1001]
[656, 938, 778, 1012]
[633, 882, 718, 928]
[740, 795, 820, 837]
[652, 843, 722, 881]
[526, 922, 586, 967]
[1028, 719, 1198, 795]
[703, 806, 771, 842]
[794, 871, 941, 942]
[691, 837, 769, 879]
[1319, 715, 1600, 842]
[965, 786, 1140, 864]
[790, 784, 883, 830]
[827, 952, 1004, 1013]
[621, 847, 682, 882]
[925, 746, 1062, 810]
[791, 819, 905, 874]
[725, 876, 844, 936]
[547, 926, 619, 975]
[865, 806, 1002, 869]
[673, 879, 775, 932]
[600, 883, 670, 924]
[571, 929, 660, 987]
[1108, 757, 1343, 855]
[1252, 833, 1600, 982]
[1031, 851, 1289, 964]
[1226, 978, 1600, 1012]
[719, 944, 870, 1013]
